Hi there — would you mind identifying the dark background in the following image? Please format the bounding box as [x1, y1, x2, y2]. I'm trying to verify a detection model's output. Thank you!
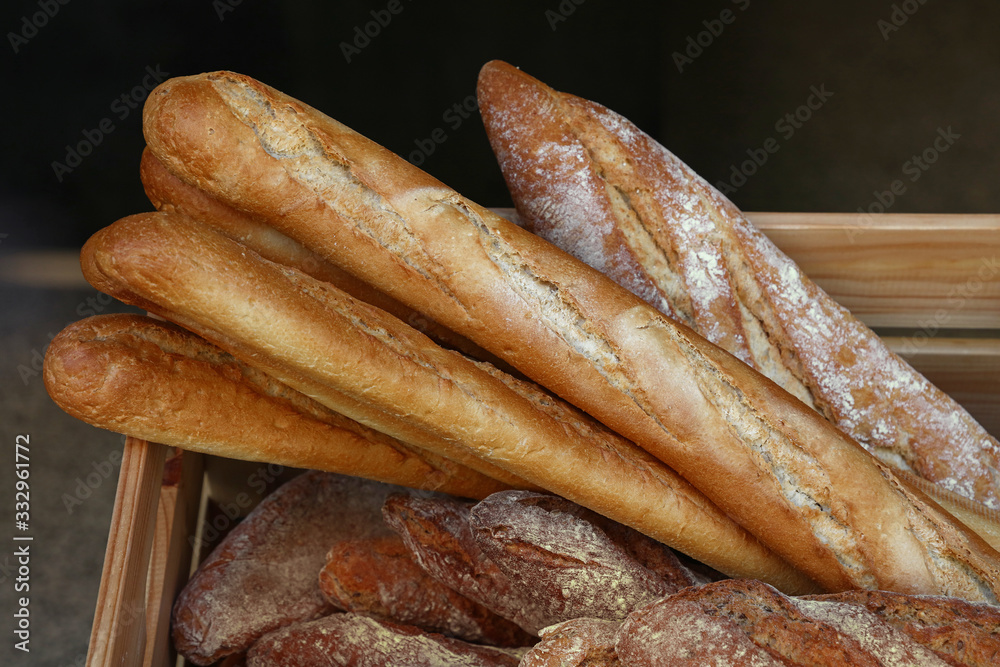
[3, 0, 1000, 251]
[2, 1, 999, 665]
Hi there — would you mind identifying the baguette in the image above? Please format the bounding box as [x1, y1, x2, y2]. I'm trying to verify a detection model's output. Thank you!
[42, 313, 507, 499]
[81, 210, 800, 589]
[141, 70, 1000, 599]
[138, 146, 510, 371]
[475, 59, 1000, 510]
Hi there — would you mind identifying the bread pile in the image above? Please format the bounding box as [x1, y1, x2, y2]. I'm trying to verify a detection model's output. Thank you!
[42, 62, 1000, 664]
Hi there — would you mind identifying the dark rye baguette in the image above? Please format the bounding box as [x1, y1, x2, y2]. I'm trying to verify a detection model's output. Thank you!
[171, 471, 400, 665]
[475, 59, 1000, 511]
[141, 69, 1000, 600]
[318, 534, 534, 647]
[42, 313, 507, 499]
[138, 146, 512, 372]
[81, 211, 796, 588]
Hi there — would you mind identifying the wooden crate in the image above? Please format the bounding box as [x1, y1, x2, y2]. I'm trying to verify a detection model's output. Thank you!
[85, 213, 1000, 666]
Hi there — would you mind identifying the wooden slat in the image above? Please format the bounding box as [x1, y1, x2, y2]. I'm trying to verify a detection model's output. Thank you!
[143, 450, 204, 667]
[748, 213, 1000, 329]
[87, 438, 168, 667]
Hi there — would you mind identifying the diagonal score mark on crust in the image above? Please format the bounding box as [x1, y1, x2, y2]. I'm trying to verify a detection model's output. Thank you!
[275, 266, 531, 462]
[207, 74, 466, 312]
[653, 316, 999, 601]
[443, 196, 693, 453]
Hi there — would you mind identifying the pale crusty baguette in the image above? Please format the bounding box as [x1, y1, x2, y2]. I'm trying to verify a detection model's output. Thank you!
[138, 146, 512, 372]
[140, 70, 1000, 600]
[475, 60, 1000, 511]
[42, 313, 507, 499]
[80, 211, 802, 590]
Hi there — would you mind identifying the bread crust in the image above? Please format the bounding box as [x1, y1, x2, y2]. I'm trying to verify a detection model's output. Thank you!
[476, 59, 1000, 511]
[82, 210, 797, 589]
[139, 147, 512, 370]
[171, 471, 398, 665]
[318, 534, 533, 647]
[43, 313, 507, 499]
[244, 613, 524, 667]
[140, 70, 1000, 599]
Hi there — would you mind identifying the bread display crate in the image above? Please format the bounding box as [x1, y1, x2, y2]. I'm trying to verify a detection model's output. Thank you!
[85, 212, 1000, 666]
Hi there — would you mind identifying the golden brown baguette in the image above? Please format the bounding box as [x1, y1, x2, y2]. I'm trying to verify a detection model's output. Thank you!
[138, 146, 512, 371]
[139, 70, 1000, 600]
[80, 210, 801, 590]
[475, 59, 1000, 511]
[42, 313, 507, 499]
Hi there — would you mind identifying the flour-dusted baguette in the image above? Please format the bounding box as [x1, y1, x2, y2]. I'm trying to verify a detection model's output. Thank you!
[138, 147, 510, 370]
[82, 211, 800, 590]
[318, 534, 533, 647]
[476, 60, 1000, 512]
[245, 613, 524, 667]
[469, 491, 704, 625]
[42, 314, 507, 499]
[171, 471, 399, 665]
[141, 69, 1000, 599]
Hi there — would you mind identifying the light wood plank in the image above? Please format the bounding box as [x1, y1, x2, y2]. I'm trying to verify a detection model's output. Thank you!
[143, 450, 204, 667]
[87, 438, 168, 667]
[748, 213, 1000, 329]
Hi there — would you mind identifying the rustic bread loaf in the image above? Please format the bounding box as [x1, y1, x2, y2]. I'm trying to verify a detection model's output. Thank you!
[244, 613, 524, 667]
[616, 579, 952, 666]
[476, 59, 1000, 511]
[171, 472, 400, 665]
[518, 618, 621, 667]
[469, 490, 704, 625]
[381, 493, 550, 635]
[318, 534, 533, 647]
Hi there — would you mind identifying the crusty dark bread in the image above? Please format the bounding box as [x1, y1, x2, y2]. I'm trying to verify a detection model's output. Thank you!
[171, 472, 399, 665]
[381, 493, 550, 635]
[617, 579, 951, 666]
[318, 534, 533, 647]
[244, 613, 525, 667]
[140, 70, 1000, 600]
[804, 588, 1000, 667]
[518, 618, 621, 667]
[81, 211, 798, 589]
[43, 313, 508, 499]
[469, 491, 703, 625]
[476, 59, 1000, 512]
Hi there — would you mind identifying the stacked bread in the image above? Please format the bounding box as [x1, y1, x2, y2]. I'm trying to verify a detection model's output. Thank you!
[40, 65, 1000, 663]
[172, 473, 1000, 666]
